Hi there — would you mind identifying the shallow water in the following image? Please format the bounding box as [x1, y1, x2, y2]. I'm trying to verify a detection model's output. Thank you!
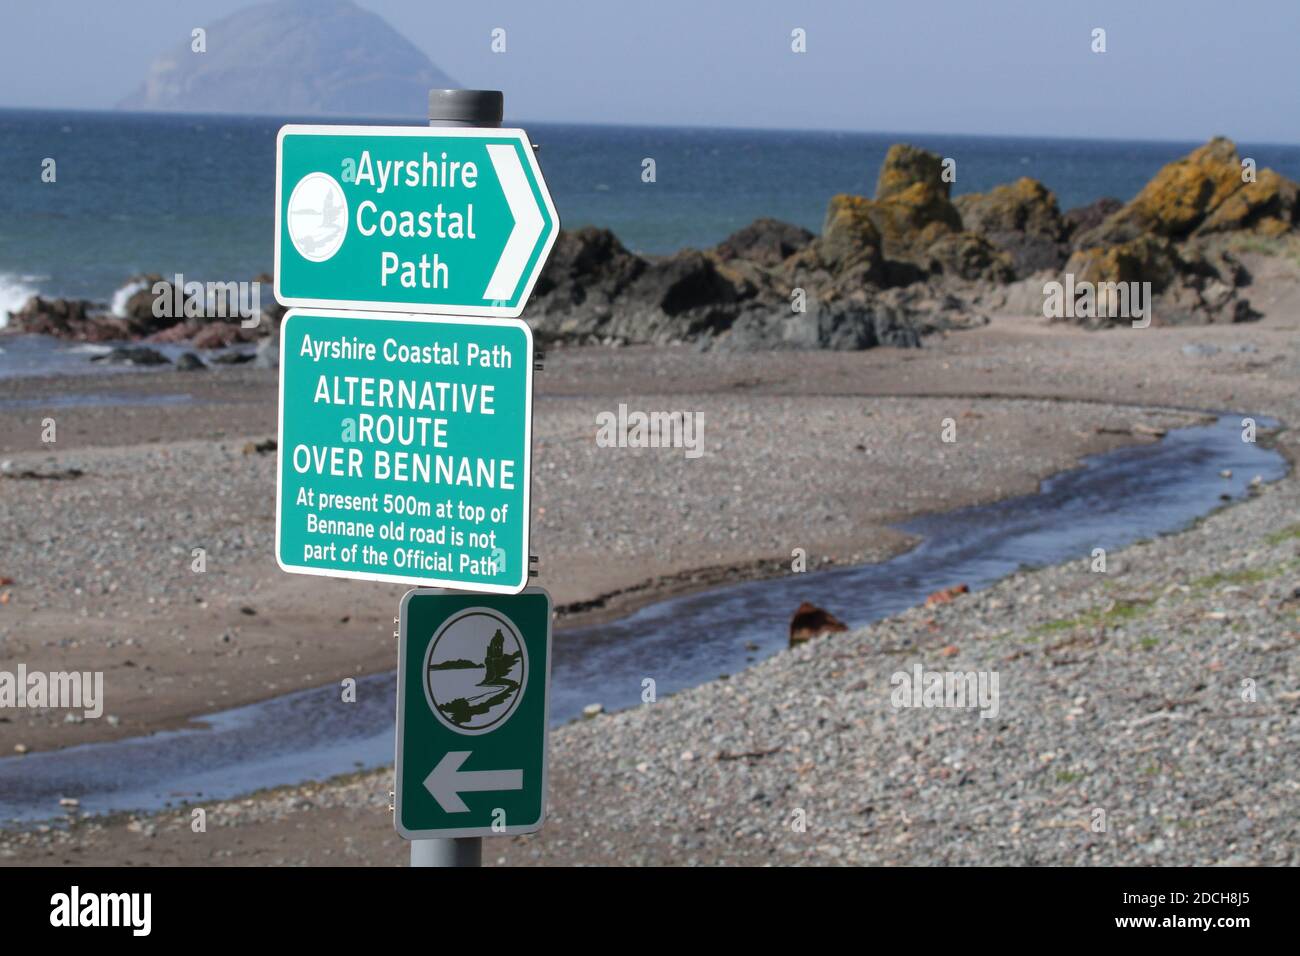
[7, 108, 1300, 306]
[0, 413, 1286, 824]
[0, 332, 254, 381]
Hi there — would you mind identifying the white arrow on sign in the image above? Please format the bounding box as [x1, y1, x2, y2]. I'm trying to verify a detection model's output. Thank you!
[424, 750, 524, 813]
[483, 143, 545, 303]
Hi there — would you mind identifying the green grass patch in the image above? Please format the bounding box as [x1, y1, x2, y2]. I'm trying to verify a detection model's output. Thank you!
[1030, 598, 1153, 638]
[1265, 523, 1300, 547]
[1190, 556, 1300, 595]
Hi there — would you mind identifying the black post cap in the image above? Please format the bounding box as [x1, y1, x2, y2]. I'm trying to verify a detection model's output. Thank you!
[427, 89, 504, 128]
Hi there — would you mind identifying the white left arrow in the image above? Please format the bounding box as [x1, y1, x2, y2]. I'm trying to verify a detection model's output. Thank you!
[483, 143, 545, 303]
[424, 750, 523, 813]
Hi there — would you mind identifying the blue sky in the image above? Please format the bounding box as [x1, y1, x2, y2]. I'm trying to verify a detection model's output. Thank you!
[2, 0, 1298, 142]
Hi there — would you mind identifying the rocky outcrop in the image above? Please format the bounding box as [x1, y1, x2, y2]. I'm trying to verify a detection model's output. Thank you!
[1049, 138, 1293, 326]
[1198, 167, 1298, 237]
[118, 274, 170, 332]
[1060, 237, 1255, 326]
[775, 145, 1013, 305]
[5, 272, 285, 347]
[7, 297, 129, 341]
[955, 178, 1069, 276]
[713, 218, 814, 267]
[1074, 137, 1297, 248]
[8, 138, 1294, 355]
[525, 232, 766, 346]
[710, 298, 922, 352]
[804, 195, 887, 282]
[860, 146, 1013, 283]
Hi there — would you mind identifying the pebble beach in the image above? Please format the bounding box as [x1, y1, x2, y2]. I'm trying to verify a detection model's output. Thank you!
[1, 258, 1297, 864]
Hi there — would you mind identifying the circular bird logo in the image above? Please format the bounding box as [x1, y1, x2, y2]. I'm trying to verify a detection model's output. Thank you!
[423, 609, 528, 735]
[286, 171, 348, 262]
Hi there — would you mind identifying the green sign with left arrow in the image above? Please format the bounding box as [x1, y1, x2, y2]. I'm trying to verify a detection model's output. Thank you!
[395, 588, 551, 839]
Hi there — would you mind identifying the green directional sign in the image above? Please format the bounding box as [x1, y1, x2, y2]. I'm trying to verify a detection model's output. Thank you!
[274, 125, 559, 317]
[275, 309, 533, 594]
[396, 588, 551, 839]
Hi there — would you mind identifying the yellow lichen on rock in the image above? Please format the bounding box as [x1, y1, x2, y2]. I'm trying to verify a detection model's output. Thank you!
[1197, 167, 1298, 237]
[1082, 137, 1296, 245]
[818, 194, 885, 276]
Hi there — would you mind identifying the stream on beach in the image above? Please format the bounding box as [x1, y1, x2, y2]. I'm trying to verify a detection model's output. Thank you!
[0, 412, 1288, 825]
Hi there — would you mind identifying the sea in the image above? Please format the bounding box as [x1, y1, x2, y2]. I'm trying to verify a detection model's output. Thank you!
[3, 106, 1300, 326]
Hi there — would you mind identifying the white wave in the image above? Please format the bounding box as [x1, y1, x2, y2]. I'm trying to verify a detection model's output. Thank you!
[110, 278, 151, 317]
[0, 274, 41, 329]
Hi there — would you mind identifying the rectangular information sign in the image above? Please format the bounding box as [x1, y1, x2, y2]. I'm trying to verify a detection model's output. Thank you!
[275, 309, 533, 593]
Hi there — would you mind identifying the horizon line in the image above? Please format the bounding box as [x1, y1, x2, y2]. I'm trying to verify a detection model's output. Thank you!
[1, 103, 1297, 150]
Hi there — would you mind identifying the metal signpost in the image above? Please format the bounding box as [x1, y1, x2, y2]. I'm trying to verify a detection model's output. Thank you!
[272, 90, 557, 867]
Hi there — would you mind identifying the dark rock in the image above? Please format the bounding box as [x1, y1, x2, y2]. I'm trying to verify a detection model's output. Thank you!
[119, 274, 168, 328]
[210, 350, 256, 365]
[714, 218, 814, 267]
[0, 464, 85, 481]
[923, 231, 1015, 283]
[7, 296, 127, 342]
[710, 298, 922, 352]
[627, 250, 741, 316]
[90, 346, 170, 366]
[529, 227, 646, 311]
[789, 601, 849, 646]
[1063, 198, 1123, 240]
[175, 352, 206, 371]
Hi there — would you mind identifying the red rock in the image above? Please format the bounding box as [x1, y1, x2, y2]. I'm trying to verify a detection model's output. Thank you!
[789, 601, 849, 646]
[925, 584, 970, 606]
